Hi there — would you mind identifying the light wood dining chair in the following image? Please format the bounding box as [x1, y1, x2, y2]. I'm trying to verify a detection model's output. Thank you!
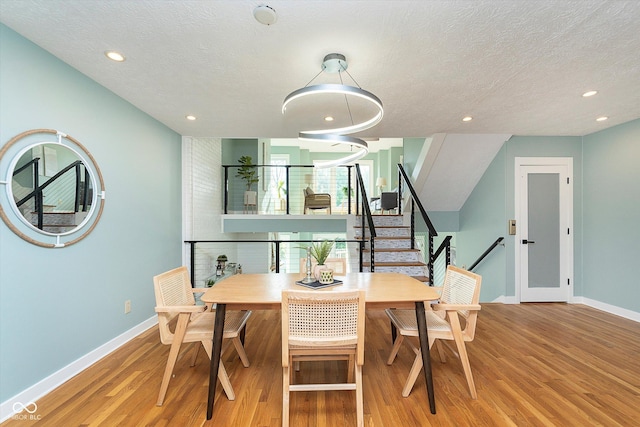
[385, 265, 482, 398]
[153, 266, 251, 406]
[281, 289, 366, 427]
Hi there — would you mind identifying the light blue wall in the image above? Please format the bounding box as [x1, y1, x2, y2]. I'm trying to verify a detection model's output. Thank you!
[457, 144, 509, 301]
[0, 25, 182, 402]
[456, 122, 640, 309]
[582, 119, 640, 311]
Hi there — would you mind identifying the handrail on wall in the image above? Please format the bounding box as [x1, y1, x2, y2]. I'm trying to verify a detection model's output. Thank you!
[468, 237, 504, 271]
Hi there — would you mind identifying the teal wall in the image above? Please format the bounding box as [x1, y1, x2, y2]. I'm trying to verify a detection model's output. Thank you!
[456, 124, 640, 310]
[0, 25, 182, 401]
[582, 119, 640, 311]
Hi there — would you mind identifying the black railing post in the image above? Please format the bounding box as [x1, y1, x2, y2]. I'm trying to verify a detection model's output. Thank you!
[428, 233, 434, 284]
[82, 167, 90, 211]
[285, 166, 290, 215]
[410, 200, 415, 250]
[190, 242, 196, 287]
[347, 165, 352, 214]
[370, 236, 375, 272]
[275, 241, 281, 273]
[223, 166, 229, 214]
[397, 168, 402, 215]
[359, 240, 364, 272]
[74, 163, 81, 213]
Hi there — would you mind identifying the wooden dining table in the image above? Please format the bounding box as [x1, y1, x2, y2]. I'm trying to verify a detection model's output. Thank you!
[200, 272, 440, 420]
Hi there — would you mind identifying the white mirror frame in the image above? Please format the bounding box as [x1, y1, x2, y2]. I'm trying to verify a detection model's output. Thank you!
[0, 129, 105, 248]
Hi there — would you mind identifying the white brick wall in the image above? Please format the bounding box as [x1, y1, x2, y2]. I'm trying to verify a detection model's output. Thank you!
[182, 138, 292, 281]
[182, 137, 238, 286]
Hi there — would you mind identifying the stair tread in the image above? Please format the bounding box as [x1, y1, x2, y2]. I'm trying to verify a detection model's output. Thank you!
[363, 261, 427, 267]
[353, 226, 408, 230]
[362, 248, 420, 252]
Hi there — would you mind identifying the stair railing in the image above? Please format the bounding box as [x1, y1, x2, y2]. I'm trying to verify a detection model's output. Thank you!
[468, 237, 504, 271]
[396, 163, 438, 282]
[355, 164, 376, 271]
[14, 159, 87, 230]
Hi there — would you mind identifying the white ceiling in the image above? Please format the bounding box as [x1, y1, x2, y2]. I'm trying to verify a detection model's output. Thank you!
[2, 1, 640, 210]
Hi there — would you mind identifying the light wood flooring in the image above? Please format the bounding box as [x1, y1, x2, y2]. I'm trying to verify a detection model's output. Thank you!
[2, 303, 639, 426]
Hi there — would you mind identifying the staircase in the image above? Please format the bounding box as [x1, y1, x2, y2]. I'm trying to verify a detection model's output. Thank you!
[353, 214, 430, 283]
[25, 210, 82, 233]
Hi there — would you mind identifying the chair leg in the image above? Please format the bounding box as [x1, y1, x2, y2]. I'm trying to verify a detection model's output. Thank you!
[347, 355, 355, 383]
[402, 350, 423, 397]
[190, 342, 200, 366]
[434, 340, 447, 362]
[355, 363, 364, 427]
[386, 335, 404, 365]
[282, 365, 290, 427]
[201, 340, 236, 401]
[448, 313, 477, 399]
[231, 336, 251, 367]
[156, 314, 189, 406]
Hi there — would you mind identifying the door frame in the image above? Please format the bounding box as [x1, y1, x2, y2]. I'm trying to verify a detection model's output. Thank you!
[514, 157, 574, 303]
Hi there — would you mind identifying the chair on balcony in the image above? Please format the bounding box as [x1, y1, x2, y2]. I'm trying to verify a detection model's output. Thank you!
[380, 192, 398, 214]
[303, 187, 331, 214]
[385, 265, 482, 398]
[153, 266, 251, 405]
[282, 289, 366, 427]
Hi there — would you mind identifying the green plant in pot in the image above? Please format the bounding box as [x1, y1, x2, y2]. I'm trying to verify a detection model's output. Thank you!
[307, 240, 334, 280]
[236, 156, 259, 210]
[277, 180, 287, 210]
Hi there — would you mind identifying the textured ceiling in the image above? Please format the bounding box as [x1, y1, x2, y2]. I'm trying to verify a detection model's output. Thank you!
[1, 0, 639, 138]
[1, 1, 639, 210]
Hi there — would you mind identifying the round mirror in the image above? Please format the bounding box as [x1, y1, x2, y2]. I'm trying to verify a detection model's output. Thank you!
[0, 129, 105, 248]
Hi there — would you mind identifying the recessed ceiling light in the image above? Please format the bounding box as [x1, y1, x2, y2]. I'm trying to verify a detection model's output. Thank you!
[324, 116, 334, 122]
[462, 116, 473, 122]
[582, 90, 598, 97]
[596, 116, 608, 122]
[105, 51, 125, 62]
[186, 115, 197, 121]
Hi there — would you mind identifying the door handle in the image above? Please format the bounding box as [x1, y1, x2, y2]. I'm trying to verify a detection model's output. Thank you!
[522, 239, 535, 244]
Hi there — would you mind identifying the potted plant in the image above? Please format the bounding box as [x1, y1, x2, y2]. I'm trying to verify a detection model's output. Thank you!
[236, 156, 259, 211]
[277, 180, 287, 211]
[308, 240, 334, 280]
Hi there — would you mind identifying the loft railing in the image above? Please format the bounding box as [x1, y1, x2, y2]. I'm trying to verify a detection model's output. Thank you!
[222, 164, 357, 215]
[14, 159, 90, 230]
[468, 237, 504, 271]
[395, 163, 438, 282]
[184, 238, 367, 287]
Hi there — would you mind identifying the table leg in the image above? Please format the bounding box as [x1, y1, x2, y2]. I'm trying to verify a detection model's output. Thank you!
[415, 301, 436, 414]
[206, 303, 226, 420]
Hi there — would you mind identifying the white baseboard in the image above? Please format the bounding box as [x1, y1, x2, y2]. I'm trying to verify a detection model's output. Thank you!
[0, 316, 157, 423]
[490, 295, 638, 322]
[575, 297, 640, 323]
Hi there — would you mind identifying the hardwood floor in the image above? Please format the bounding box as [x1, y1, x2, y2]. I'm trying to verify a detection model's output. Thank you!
[3, 304, 639, 426]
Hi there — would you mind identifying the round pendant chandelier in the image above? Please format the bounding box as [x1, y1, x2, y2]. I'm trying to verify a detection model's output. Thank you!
[282, 53, 384, 168]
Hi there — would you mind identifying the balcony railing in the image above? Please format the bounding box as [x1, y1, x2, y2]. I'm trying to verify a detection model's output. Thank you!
[222, 164, 359, 215]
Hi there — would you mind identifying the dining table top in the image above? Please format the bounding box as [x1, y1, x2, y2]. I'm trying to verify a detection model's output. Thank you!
[200, 272, 440, 310]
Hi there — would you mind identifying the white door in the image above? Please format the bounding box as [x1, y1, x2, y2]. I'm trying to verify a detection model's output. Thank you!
[515, 158, 573, 302]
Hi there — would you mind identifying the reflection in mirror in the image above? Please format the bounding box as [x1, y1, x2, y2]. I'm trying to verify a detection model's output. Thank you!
[0, 129, 105, 248]
[11, 143, 94, 234]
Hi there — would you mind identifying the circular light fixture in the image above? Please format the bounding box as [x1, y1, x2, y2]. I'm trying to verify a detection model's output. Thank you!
[105, 51, 125, 62]
[253, 5, 277, 25]
[596, 116, 608, 122]
[582, 90, 598, 97]
[324, 116, 334, 122]
[462, 116, 473, 122]
[186, 115, 196, 121]
[282, 54, 383, 167]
